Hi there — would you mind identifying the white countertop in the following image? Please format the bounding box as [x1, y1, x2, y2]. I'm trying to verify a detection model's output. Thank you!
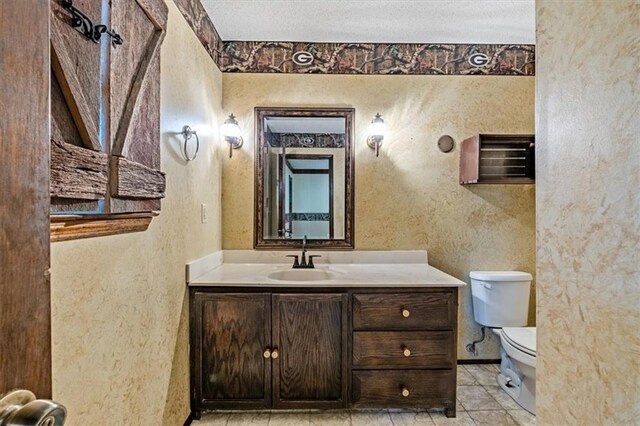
[189, 262, 466, 288]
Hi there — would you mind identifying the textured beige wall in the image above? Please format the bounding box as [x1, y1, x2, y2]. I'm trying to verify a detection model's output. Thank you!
[536, 1, 640, 423]
[222, 73, 536, 359]
[50, 2, 222, 425]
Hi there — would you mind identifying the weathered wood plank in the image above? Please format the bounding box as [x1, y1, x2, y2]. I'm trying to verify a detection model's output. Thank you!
[50, 213, 157, 242]
[50, 139, 108, 199]
[110, 0, 166, 157]
[111, 156, 166, 199]
[49, 13, 101, 151]
[1, 0, 52, 398]
[110, 0, 167, 214]
[137, 0, 169, 29]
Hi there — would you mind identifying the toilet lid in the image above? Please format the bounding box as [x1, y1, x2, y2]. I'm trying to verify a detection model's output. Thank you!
[470, 271, 533, 281]
[502, 327, 536, 357]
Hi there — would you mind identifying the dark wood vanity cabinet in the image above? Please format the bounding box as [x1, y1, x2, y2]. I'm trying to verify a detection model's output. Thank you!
[350, 291, 457, 416]
[272, 294, 348, 408]
[191, 293, 272, 409]
[190, 288, 457, 418]
[191, 291, 348, 414]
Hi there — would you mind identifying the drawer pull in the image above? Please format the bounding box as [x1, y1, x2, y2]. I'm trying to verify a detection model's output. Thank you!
[401, 308, 410, 318]
[401, 386, 410, 397]
[271, 349, 279, 359]
[402, 346, 411, 357]
[263, 349, 271, 359]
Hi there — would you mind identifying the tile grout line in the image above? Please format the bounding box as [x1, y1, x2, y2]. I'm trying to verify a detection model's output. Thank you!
[467, 364, 530, 425]
[203, 364, 532, 426]
[462, 364, 506, 412]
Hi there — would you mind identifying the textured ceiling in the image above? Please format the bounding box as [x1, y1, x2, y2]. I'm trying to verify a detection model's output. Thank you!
[200, 0, 535, 44]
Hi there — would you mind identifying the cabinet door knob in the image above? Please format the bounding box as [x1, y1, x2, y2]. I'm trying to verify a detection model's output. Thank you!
[401, 386, 410, 397]
[271, 349, 279, 359]
[263, 349, 271, 359]
[402, 346, 411, 357]
[401, 308, 410, 318]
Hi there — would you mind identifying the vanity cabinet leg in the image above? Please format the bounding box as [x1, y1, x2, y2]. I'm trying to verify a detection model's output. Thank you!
[445, 405, 456, 418]
[191, 410, 201, 421]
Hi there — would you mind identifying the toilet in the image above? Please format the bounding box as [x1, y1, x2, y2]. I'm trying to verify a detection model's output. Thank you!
[469, 271, 536, 415]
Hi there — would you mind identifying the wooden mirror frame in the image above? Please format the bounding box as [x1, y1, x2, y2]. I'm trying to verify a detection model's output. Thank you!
[254, 107, 355, 250]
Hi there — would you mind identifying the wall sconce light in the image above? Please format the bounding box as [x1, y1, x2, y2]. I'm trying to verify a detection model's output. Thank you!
[222, 113, 243, 158]
[367, 113, 385, 157]
[180, 125, 200, 161]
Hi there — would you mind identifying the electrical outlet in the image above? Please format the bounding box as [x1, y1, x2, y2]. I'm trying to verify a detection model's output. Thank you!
[201, 203, 209, 223]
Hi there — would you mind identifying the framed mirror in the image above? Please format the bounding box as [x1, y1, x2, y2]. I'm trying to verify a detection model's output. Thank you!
[254, 107, 355, 249]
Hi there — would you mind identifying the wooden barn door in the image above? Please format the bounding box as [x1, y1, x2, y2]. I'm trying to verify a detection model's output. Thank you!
[109, 0, 167, 212]
[50, 0, 167, 220]
[50, 0, 108, 212]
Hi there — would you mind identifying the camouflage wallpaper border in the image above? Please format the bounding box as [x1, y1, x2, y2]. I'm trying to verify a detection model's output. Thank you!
[173, 1, 535, 76]
[173, 0, 223, 64]
[221, 42, 535, 76]
[268, 133, 346, 148]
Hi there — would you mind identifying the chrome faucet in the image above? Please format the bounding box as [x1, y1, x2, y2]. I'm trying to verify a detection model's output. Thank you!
[286, 235, 320, 269]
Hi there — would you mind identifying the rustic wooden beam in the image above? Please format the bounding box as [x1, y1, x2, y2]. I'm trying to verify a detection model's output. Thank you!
[1, 0, 52, 398]
[50, 212, 158, 242]
[110, 156, 166, 199]
[50, 139, 108, 199]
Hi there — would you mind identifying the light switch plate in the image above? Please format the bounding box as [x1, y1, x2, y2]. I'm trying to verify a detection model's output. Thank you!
[201, 203, 209, 223]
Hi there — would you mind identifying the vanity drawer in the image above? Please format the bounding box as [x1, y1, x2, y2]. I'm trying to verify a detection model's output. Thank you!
[352, 292, 455, 330]
[351, 369, 454, 408]
[353, 331, 453, 369]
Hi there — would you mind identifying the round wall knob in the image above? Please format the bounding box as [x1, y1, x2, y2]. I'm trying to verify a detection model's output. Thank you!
[401, 309, 410, 318]
[263, 349, 271, 359]
[402, 346, 411, 357]
[401, 387, 410, 397]
[271, 349, 279, 359]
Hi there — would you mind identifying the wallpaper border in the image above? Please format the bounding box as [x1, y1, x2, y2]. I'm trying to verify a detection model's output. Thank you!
[172, 0, 223, 65]
[221, 42, 535, 76]
[173, 0, 535, 76]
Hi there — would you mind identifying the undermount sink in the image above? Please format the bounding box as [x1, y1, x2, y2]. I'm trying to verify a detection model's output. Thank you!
[268, 269, 337, 282]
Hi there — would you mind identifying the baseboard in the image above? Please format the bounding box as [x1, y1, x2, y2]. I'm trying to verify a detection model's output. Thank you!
[457, 359, 501, 365]
[183, 412, 195, 426]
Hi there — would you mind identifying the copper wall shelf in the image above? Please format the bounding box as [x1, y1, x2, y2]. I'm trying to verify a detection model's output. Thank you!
[459, 134, 535, 185]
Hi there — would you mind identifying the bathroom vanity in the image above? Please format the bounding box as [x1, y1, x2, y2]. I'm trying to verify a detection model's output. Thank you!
[187, 251, 465, 419]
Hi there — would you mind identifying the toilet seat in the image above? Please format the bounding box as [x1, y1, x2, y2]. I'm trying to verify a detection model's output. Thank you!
[501, 327, 536, 357]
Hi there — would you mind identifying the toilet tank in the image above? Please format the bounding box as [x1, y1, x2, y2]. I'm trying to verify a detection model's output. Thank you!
[470, 271, 532, 327]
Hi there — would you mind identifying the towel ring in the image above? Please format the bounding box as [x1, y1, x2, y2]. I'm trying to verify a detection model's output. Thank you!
[181, 125, 200, 161]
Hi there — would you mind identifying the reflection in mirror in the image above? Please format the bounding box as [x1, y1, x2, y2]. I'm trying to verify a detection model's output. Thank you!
[255, 108, 354, 249]
[264, 117, 345, 240]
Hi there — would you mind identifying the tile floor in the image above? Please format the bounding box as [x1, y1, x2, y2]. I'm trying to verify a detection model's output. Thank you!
[193, 364, 535, 426]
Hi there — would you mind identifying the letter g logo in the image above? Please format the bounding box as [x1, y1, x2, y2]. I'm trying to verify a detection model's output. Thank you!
[468, 53, 490, 67]
[292, 51, 314, 66]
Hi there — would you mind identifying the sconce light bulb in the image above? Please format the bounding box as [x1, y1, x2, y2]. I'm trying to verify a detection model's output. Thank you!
[367, 113, 385, 157]
[222, 113, 243, 158]
[368, 113, 385, 138]
[222, 122, 241, 138]
[222, 114, 242, 139]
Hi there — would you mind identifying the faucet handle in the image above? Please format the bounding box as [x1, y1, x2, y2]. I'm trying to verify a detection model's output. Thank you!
[307, 255, 321, 268]
[285, 255, 299, 268]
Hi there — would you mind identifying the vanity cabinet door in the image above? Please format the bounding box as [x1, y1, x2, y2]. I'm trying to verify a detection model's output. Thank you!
[272, 294, 348, 409]
[192, 293, 271, 409]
